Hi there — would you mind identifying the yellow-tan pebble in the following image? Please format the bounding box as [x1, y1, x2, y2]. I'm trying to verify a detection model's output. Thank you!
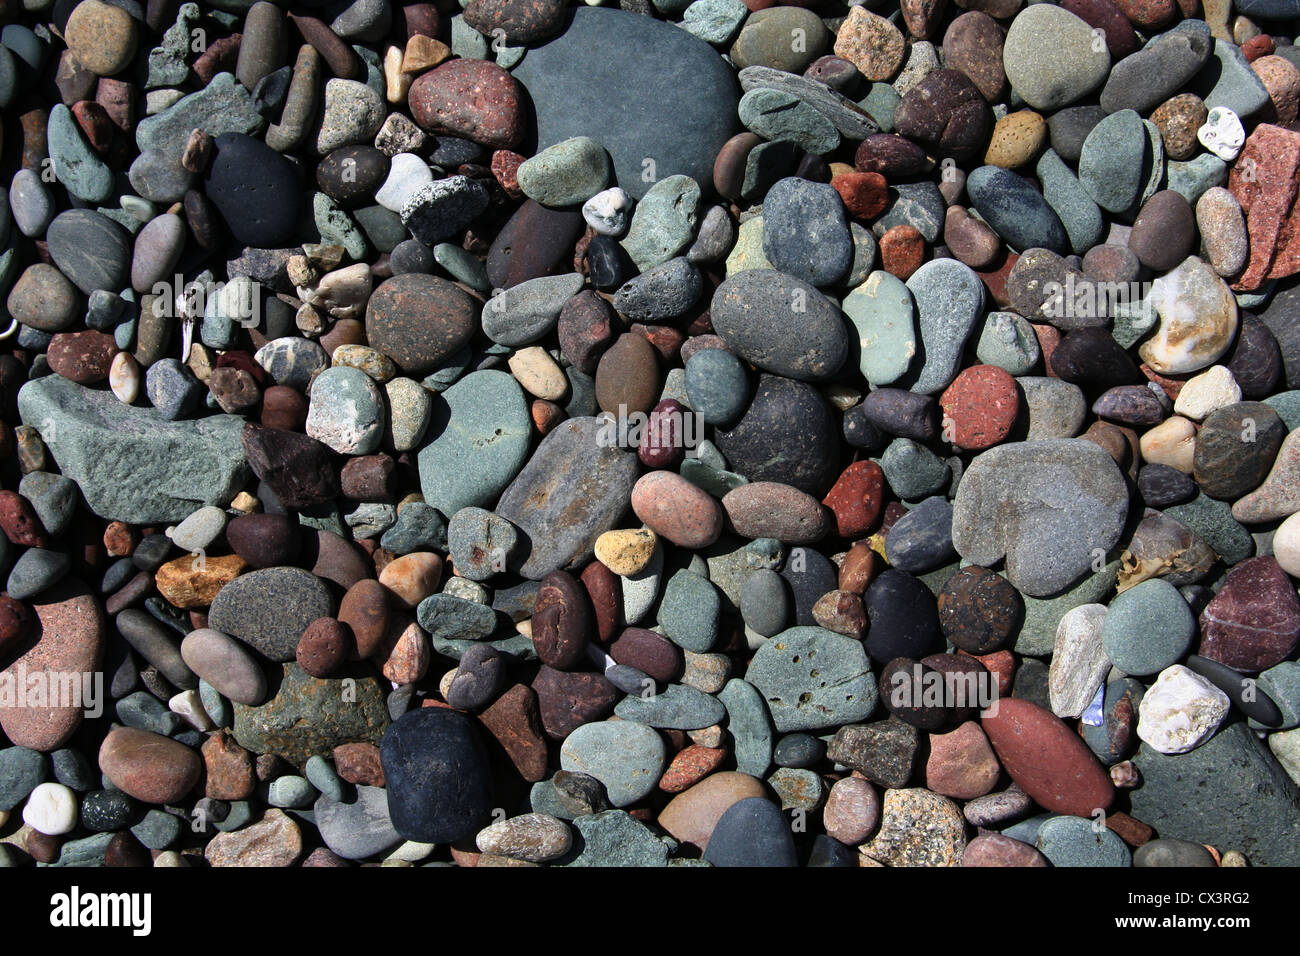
[594, 528, 659, 575]
[383, 45, 410, 104]
[401, 35, 451, 74]
[65, 0, 138, 77]
[333, 343, 397, 382]
[1139, 415, 1197, 473]
[229, 491, 260, 514]
[508, 346, 568, 401]
[984, 110, 1047, 169]
[828, 161, 856, 179]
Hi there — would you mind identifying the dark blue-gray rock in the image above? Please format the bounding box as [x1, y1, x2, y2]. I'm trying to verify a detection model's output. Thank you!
[399, 176, 490, 246]
[381, 708, 494, 843]
[51, 748, 95, 792]
[746, 626, 876, 732]
[779, 544, 839, 627]
[872, 181, 946, 244]
[1099, 27, 1211, 115]
[45, 210, 132, 296]
[966, 165, 1069, 254]
[715, 374, 840, 495]
[208, 566, 333, 662]
[703, 797, 797, 866]
[380, 502, 448, 554]
[131, 808, 186, 849]
[761, 177, 853, 287]
[611, 258, 702, 321]
[6, 548, 72, 600]
[885, 496, 955, 573]
[1129, 722, 1300, 866]
[17, 375, 249, 524]
[1036, 814, 1132, 867]
[116, 691, 184, 736]
[146, 358, 205, 420]
[18, 472, 77, 538]
[315, 785, 403, 860]
[0, 747, 48, 811]
[495, 416, 640, 579]
[512, 7, 740, 200]
[557, 809, 670, 866]
[1078, 109, 1148, 215]
[445, 642, 507, 710]
[711, 271, 848, 382]
[740, 567, 791, 638]
[737, 65, 879, 140]
[48, 105, 113, 204]
[864, 568, 942, 663]
[659, 569, 721, 652]
[773, 732, 824, 768]
[415, 594, 501, 642]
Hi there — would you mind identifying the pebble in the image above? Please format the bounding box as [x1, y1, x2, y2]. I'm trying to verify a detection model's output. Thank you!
[1102, 579, 1196, 676]
[1002, 5, 1111, 111]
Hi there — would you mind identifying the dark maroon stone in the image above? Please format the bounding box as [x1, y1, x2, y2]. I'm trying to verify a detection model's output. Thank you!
[241, 424, 341, 509]
[532, 570, 592, 670]
[1199, 557, 1300, 671]
[557, 289, 617, 375]
[1226, 316, 1284, 399]
[854, 133, 936, 177]
[487, 199, 586, 289]
[936, 565, 1022, 655]
[609, 627, 685, 684]
[893, 69, 992, 162]
[531, 665, 619, 739]
[226, 513, 301, 569]
[1049, 327, 1143, 390]
[639, 399, 690, 469]
[1091, 384, 1168, 426]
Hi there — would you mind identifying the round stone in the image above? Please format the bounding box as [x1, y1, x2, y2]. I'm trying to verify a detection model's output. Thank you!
[1102, 579, 1196, 677]
[365, 273, 476, 377]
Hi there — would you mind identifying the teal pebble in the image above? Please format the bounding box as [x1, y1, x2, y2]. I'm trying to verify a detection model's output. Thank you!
[684, 348, 749, 426]
[1036, 815, 1132, 867]
[213, 800, 255, 832]
[305, 755, 347, 802]
[131, 809, 186, 850]
[558, 810, 669, 867]
[658, 569, 721, 652]
[267, 775, 317, 809]
[719, 677, 774, 776]
[877, 438, 948, 501]
[1101, 578, 1195, 676]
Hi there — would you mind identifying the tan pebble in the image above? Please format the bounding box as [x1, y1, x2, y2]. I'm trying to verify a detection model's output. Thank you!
[1172, 365, 1240, 420]
[378, 552, 443, 608]
[333, 344, 397, 382]
[507, 346, 568, 400]
[438, 668, 457, 700]
[402, 35, 451, 74]
[229, 492, 260, 514]
[383, 44, 410, 104]
[983, 110, 1046, 168]
[593, 528, 658, 576]
[109, 351, 140, 404]
[1220, 849, 1249, 866]
[1139, 415, 1197, 473]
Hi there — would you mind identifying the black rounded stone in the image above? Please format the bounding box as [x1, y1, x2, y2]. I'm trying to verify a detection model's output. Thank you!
[878, 657, 948, 730]
[859, 388, 937, 440]
[842, 404, 889, 452]
[779, 544, 839, 627]
[80, 788, 141, 832]
[380, 707, 494, 844]
[716, 374, 840, 495]
[1226, 316, 1284, 400]
[863, 569, 941, 664]
[772, 733, 826, 768]
[1049, 327, 1143, 391]
[316, 145, 391, 208]
[205, 132, 304, 248]
[1137, 463, 1196, 508]
[586, 235, 634, 291]
[702, 796, 797, 867]
[389, 239, 437, 275]
[1185, 654, 1284, 726]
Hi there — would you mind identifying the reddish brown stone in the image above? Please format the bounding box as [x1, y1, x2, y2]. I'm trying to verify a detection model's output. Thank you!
[926, 721, 1001, 799]
[976, 251, 1017, 307]
[47, 327, 118, 382]
[0, 580, 104, 751]
[202, 729, 257, 800]
[1112, 0, 1176, 29]
[822, 460, 886, 538]
[656, 771, 767, 850]
[477, 683, 549, 783]
[981, 698, 1115, 817]
[1199, 556, 1300, 670]
[105, 832, 152, 867]
[838, 541, 879, 593]
[1030, 322, 1062, 378]
[0, 595, 36, 656]
[297, 617, 352, 677]
[938, 565, 1022, 655]
[632, 323, 685, 364]
[340, 454, 396, 501]
[1244, 34, 1276, 62]
[812, 589, 868, 638]
[531, 399, 565, 434]
[0, 490, 49, 547]
[1107, 810, 1154, 847]
[103, 521, 137, 557]
[288, 14, 361, 79]
[408, 58, 523, 149]
[1229, 123, 1300, 291]
[193, 33, 242, 85]
[333, 742, 385, 787]
[714, 132, 763, 202]
[532, 571, 592, 670]
[25, 830, 61, 864]
[557, 290, 617, 375]
[531, 665, 618, 739]
[939, 364, 1019, 450]
[659, 744, 726, 793]
[833, 171, 890, 219]
[491, 149, 526, 199]
[100, 726, 203, 804]
[209, 367, 260, 414]
[580, 560, 620, 644]
[879, 223, 926, 280]
[70, 101, 115, 155]
[962, 832, 1049, 866]
[301, 847, 350, 867]
[609, 627, 684, 683]
[965, 648, 1015, 696]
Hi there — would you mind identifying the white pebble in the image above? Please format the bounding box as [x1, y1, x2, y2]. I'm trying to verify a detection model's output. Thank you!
[1273, 511, 1300, 578]
[1197, 106, 1245, 161]
[376, 153, 434, 213]
[1137, 665, 1230, 755]
[1172, 365, 1241, 421]
[22, 782, 78, 836]
[582, 187, 633, 236]
[170, 690, 215, 731]
[154, 851, 188, 867]
[109, 351, 140, 404]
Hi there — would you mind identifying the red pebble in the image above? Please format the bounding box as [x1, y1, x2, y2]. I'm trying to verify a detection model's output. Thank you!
[821, 461, 885, 538]
[879, 224, 925, 280]
[832, 171, 889, 219]
[939, 364, 1019, 450]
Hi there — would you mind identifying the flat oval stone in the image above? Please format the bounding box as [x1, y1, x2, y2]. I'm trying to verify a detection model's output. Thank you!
[46, 209, 131, 296]
[722, 482, 830, 545]
[513, 7, 740, 200]
[745, 626, 877, 732]
[180, 628, 268, 706]
[381, 708, 494, 843]
[365, 273, 476, 377]
[1036, 814, 1132, 867]
[496, 417, 640, 579]
[761, 177, 853, 287]
[966, 165, 1068, 254]
[981, 697, 1115, 817]
[417, 370, 532, 518]
[208, 567, 334, 662]
[98, 727, 202, 804]
[0, 580, 104, 752]
[204, 132, 303, 248]
[1002, 4, 1110, 111]
[560, 719, 667, 807]
[711, 271, 848, 382]
[631, 471, 724, 549]
[1102, 579, 1195, 676]
[951, 439, 1128, 598]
